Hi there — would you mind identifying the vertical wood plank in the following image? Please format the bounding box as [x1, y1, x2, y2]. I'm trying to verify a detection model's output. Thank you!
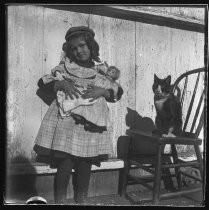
[169, 29, 204, 135]
[136, 21, 204, 125]
[7, 6, 44, 161]
[89, 15, 136, 157]
[136, 23, 173, 122]
[7, 6, 26, 160]
[41, 8, 90, 115]
[22, 6, 44, 161]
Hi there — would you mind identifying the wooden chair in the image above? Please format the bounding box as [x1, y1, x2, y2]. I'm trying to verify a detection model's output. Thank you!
[119, 67, 206, 205]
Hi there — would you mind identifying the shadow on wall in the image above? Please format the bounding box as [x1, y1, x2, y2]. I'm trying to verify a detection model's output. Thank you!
[117, 108, 156, 194]
[6, 155, 38, 203]
[117, 107, 156, 160]
[125, 107, 156, 131]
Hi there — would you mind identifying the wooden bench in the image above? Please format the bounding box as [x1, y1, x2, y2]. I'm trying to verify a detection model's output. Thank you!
[8, 158, 124, 175]
[8, 155, 196, 176]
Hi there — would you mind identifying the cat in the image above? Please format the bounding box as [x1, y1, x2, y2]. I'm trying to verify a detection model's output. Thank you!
[152, 74, 182, 138]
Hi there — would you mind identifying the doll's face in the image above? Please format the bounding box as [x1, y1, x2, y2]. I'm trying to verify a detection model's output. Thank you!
[106, 68, 117, 79]
[70, 36, 91, 62]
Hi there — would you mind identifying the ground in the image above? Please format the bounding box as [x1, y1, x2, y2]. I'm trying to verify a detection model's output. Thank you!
[46, 183, 204, 206]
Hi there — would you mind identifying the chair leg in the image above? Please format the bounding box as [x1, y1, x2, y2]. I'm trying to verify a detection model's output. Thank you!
[119, 137, 132, 197]
[194, 144, 203, 180]
[162, 167, 175, 191]
[118, 161, 129, 196]
[171, 144, 182, 189]
[152, 144, 163, 205]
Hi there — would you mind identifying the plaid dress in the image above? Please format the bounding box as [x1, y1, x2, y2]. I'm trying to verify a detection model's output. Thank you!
[34, 60, 114, 159]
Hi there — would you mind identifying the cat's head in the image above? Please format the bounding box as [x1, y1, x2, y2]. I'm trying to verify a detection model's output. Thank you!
[152, 74, 171, 98]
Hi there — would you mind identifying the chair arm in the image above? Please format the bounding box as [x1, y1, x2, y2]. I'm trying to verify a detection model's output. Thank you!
[159, 136, 202, 145]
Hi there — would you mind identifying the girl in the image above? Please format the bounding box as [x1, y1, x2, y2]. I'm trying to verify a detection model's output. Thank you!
[33, 26, 123, 204]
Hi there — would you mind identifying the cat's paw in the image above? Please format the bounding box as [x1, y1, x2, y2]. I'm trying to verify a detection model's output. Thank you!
[162, 133, 176, 138]
[167, 133, 176, 137]
[164, 144, 171, 154]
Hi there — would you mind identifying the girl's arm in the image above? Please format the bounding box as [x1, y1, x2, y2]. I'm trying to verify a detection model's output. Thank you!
[51, 63, 66, 76]
[51, 60, 82, 99]
[55, 71, 65, 81]
[82, 85, 123, 103]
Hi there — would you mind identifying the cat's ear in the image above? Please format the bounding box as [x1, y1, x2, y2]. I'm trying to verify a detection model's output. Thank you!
[154, 74, 158, 81]
[165, 75, 171, 85]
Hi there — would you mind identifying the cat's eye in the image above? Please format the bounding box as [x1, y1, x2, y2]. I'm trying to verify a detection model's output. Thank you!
[162, 85, 170, 92]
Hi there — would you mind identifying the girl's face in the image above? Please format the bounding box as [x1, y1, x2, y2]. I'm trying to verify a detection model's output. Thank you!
[70, 36, 91, 62]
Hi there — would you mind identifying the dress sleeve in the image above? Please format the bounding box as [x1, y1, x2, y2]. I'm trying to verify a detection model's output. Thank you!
[51, 63, 66, 76]
[95, 62, 108, 74]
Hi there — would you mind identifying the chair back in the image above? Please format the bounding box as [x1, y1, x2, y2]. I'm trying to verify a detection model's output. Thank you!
[171, 68, 206, 139]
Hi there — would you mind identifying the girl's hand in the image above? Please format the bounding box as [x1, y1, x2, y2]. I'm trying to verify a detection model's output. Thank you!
[54, 80, 82, 99]
[82, 84, 110, 102]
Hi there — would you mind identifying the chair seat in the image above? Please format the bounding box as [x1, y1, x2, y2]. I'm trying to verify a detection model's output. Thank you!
[126, 129, 202, 145]
[130, 154, 172, 165]
[130, 155, 200, 168]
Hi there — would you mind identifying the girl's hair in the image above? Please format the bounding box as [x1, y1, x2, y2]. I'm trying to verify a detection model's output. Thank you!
[108, 66, 120, 81]
[62, 33, 101, 63]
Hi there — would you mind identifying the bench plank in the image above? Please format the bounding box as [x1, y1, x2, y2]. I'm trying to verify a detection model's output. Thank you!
[8, 159, 124, 175]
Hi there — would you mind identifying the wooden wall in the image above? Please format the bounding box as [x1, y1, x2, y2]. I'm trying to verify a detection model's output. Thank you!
[7, 5, 205, 163]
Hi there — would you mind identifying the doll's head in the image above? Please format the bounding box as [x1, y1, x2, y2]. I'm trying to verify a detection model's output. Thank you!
[62, 26, 101, 63]
[106, 66, 120, 81]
